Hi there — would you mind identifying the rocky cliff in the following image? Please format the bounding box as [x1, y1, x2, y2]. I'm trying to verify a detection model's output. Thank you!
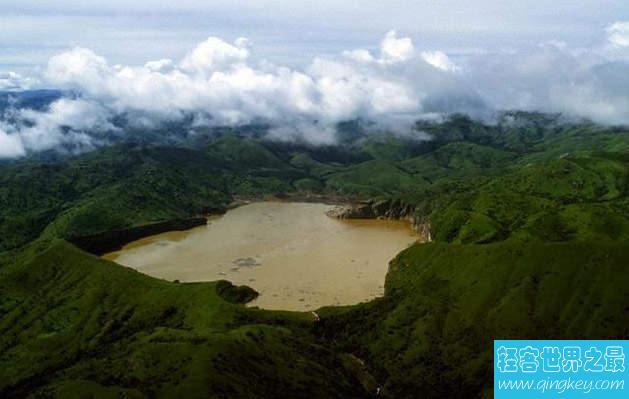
[327, 199, 431, 242]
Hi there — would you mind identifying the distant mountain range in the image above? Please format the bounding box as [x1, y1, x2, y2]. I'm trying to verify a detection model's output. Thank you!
[0, 89, 64, 112]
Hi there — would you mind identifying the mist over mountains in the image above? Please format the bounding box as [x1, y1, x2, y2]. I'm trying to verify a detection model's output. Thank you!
[1, 26, 629, 159]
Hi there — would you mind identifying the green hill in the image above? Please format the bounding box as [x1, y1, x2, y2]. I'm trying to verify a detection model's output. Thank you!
[1, 115, 629, 398]
[0, 241, 366, 398]
[316, 241, 629, 398]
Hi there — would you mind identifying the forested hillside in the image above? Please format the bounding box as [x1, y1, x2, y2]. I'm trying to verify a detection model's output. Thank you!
[1, 113, 628, 398]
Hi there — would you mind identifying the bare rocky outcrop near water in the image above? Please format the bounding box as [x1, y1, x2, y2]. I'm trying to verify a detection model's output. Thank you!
[327, 199, 432, 242]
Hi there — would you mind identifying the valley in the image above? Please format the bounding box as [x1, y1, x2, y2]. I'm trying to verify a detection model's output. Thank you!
[1, 113, 628, 398]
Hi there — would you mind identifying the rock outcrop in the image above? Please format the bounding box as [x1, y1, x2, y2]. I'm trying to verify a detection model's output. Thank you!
[327, 199, 432, 242]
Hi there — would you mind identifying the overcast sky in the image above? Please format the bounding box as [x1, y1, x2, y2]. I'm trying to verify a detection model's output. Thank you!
[2, 0, 629, 74]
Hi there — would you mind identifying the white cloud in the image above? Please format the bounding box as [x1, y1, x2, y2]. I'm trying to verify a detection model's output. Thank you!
[548, 62, 629, 125]
[607, 22, 629, 47]
[180, 37, 250, 74]
[0, 98, 116, 157]
[39, 32, 430, 128]
[3, 26, 629, 158]
[380, 30, 415, 64]
[266, 123, 337, 146]
[144, 59, 174, 72]
[421, 51, 460, 72]
[342, 49, 375, 63]
[19, 98, 116, 136]
[0, 127, 25, 158]
[0, 32, 434, 157]
[0, 71, 36, 91]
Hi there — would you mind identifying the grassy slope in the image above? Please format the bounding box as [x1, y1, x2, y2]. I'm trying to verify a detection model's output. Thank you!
[3, 119, 627, 251]
[317, 241, 629, 398]
[0, 241, 365, 398]
[427, 154, 629, 244]
[1, 114, 629, 398]
[0, 146, 231, 252]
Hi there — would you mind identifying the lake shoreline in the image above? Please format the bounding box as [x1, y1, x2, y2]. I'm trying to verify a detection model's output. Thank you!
[70, 217, 210, 255]
[103, 202, 418, 311]
[69, 192, 352, 255]
[72, 192, 430, 256]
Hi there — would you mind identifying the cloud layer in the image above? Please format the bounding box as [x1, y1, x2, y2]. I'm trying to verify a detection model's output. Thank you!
[2, 24, 629, 158]
[0, 72, 36, 91]
[42, 31, 429, 126]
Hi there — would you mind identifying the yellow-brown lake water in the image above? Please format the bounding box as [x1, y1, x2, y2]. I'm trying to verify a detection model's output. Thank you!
[103, 202, 417, 311]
